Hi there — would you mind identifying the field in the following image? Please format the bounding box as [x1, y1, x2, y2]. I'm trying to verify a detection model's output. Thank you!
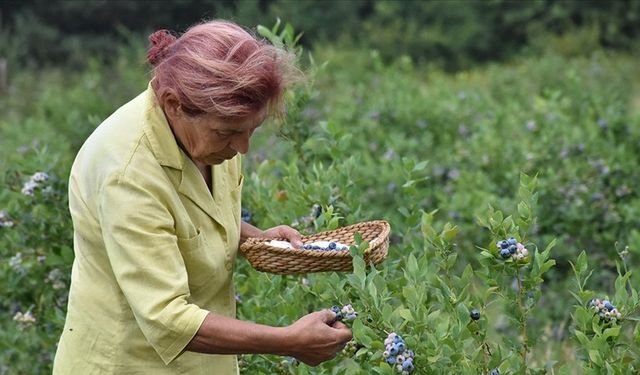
[1, 30, 640, 374]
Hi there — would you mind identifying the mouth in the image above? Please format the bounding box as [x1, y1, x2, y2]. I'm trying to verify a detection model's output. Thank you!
[209, 154, 236, 163]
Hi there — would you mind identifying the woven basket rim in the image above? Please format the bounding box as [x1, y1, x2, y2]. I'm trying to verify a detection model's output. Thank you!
[241, 220, 390, 256]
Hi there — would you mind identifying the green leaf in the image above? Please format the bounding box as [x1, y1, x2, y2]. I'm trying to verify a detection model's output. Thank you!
[352, 255, 366, 286]
[574, 330, 590, 347]
[412, 160, 428, 172]
[576, 250, 588, 277]
[602, 326, 621, 340]
[406, 253, 418, 277]
[588, 349, 603, 366]
[398, 308, 414, 322]
[517, 201, 530, 218]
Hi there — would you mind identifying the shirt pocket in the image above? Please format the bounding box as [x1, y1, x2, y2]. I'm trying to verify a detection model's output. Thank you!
[177, 229, 226, 290]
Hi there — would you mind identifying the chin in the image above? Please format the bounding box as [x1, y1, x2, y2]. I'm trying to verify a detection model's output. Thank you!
[208, 155, 232, 165]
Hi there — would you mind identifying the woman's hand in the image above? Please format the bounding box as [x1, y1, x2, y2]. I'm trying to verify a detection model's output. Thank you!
[240, 222, 303, 248]
[263, 225, 303, 248]
[282, 310, 353, 366]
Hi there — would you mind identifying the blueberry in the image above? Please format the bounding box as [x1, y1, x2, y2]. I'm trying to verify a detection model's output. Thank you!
[328, 242, 337, 250]
[527, 291, 534, 299]
[241, 208, 252, 223]
[389, 344, 399, 356]
[334, 312, 343, 321]
[402, 359, 414, 372]
[604, 301, 614, 311]
[393, 335, 404, 344]
[507, 237, 517, 246]
[490, 369, 500, 375]
[470, 309, 480, 321]
[500, 241, 509, 249]
[508, 244, 517, 254]
[311, 204, 322, 218]
[330, 306, 340, 314]
[345, 312, 357, 321]
[396, 342, 405, 353]
[500, 249, 511, 258]
[385, 356, 396, 365]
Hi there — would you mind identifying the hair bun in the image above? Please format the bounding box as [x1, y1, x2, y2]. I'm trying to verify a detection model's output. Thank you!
[147, 30, 177, 66]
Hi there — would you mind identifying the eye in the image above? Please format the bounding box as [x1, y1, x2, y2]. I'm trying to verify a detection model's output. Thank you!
[214, 129, 235, 137]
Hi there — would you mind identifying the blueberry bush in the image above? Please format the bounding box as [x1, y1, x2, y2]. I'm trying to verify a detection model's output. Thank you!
[1, 21, 639, 374]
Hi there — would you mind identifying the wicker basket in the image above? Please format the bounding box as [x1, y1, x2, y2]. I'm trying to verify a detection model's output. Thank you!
[239, 220, 390, 275]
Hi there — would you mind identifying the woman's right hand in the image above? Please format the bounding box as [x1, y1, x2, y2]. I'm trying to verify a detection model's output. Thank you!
[283, 309, 353, 366]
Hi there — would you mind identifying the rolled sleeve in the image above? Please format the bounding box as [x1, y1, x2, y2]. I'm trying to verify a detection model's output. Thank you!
[99, 174, 209, 365]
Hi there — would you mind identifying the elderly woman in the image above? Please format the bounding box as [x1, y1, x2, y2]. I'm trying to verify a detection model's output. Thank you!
[53, 20, 352, 374]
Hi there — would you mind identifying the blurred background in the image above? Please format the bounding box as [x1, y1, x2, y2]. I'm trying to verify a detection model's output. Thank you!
[1, 0, 639, 70]
[1, 1, 640, 374]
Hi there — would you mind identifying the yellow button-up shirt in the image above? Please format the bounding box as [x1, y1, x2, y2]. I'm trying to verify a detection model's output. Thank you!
[53, 84, 242, 374]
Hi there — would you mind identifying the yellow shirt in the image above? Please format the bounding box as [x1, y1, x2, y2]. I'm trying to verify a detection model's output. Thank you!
[53, 84, 242, 374]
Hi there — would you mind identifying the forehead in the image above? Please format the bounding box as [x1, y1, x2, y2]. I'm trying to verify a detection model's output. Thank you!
[205, 109, 267, 131]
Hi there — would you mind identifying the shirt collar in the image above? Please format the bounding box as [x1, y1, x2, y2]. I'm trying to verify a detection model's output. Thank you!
[142, 82, 184, 170]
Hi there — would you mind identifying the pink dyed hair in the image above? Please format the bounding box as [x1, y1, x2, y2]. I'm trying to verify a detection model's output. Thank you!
[147, 20, 297, 119]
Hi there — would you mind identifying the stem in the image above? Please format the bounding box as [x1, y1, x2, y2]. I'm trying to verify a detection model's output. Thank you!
[482, 341, 491, 372]
[516, 266, 528, 371]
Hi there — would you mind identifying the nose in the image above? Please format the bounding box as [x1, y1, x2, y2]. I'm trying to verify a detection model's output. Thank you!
[230, 131, 251, 154]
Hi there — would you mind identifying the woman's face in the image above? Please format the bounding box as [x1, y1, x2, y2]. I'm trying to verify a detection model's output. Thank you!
[165, 102, 267, 166]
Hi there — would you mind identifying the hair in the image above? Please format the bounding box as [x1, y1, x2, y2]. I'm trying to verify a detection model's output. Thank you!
[147, 20, 298, 119]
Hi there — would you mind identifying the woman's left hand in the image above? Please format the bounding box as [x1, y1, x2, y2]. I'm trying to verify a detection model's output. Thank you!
[263, 225, 303, 248]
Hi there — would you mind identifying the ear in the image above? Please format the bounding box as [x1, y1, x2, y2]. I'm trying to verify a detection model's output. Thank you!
[160, 91, 182, 122]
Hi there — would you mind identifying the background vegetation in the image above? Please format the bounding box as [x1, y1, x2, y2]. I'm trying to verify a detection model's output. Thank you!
[1, 1, 640, 374]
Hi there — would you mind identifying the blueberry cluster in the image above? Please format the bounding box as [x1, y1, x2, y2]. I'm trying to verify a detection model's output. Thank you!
[330, 304, 357, 322]
[0, 210, 14, 228]
[588, 298, 622, 323]
[302, 241, 349, 251]
[383, 333, 415, 374]
[21, 171, 50, 196]
[495, 237, 529, 261]
[277, 357, 298, 374]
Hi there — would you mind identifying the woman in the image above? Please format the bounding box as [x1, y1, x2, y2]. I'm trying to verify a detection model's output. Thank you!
[53, 20, 352, 374]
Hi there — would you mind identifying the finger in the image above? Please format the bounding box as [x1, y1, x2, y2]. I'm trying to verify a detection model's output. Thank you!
[331, 323, 353, 341]
[284, 228, 303, 248]
[331, 321, 349, 330]
[319, 309, 337, 324]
